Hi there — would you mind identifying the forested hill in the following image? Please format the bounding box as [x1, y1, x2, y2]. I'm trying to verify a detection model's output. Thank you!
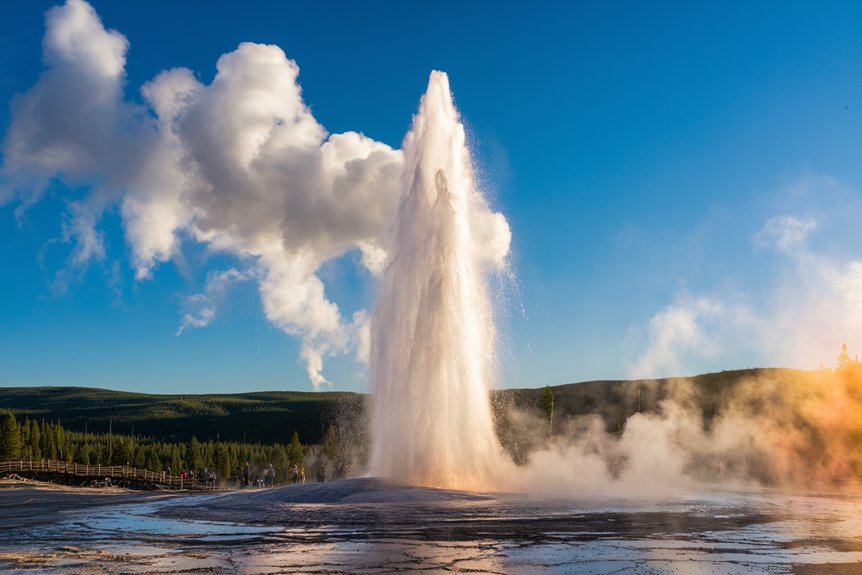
[0, 387, 364, 445]
[493, 367, 804, 425]
[0, 368, 807, 446]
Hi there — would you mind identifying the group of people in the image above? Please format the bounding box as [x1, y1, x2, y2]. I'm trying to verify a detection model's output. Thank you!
[289, 463, 305, 484]
[238, 462, 306, 488]
[241, 462, 278, 488]
[163, 462, 321, 489]
[177, 468, 217, 486]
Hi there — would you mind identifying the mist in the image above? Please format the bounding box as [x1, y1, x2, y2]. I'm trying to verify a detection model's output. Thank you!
[497, 361, 862, 498]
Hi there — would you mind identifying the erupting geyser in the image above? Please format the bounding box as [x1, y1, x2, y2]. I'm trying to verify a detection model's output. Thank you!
[369, 71, 511, 490]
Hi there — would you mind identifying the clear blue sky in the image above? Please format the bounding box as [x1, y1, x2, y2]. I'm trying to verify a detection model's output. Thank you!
[1, 1, 861, 393]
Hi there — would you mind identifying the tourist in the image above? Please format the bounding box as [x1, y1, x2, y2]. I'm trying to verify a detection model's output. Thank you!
[242, 462, 250, 488]
[264, 464, 275, 487]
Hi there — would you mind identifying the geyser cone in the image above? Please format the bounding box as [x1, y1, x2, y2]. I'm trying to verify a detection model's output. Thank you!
[369, 71, 508, 490]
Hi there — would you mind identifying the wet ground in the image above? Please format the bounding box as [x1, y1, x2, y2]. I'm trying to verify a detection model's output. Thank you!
[1, 479, 861, 574]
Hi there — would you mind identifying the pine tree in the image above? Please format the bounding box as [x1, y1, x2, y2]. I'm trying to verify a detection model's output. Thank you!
[40, 420, 57, 459]
[0, 412, 21, 460]
[170, 446, 182, 474]
[55, 422, 66, 460]
[216, 442, 230, 479]
[133, 445, 146, 468]
[99, 441, 110, 465]
[29, 420, 41, 459]
[145, 447, 163, 472]
[78, 443, 91, 464]
[64, 442, 76, 463]
[112, 438, 130, 465]
[288, 431, 303, 466]
[186, 436, 203, 470]
[203, 441, 214, 469]
[20, 417, 30, 448]
[229, 443, 241, 477]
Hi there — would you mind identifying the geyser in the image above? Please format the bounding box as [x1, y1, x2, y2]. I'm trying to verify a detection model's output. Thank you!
[368, 71, 510, 490]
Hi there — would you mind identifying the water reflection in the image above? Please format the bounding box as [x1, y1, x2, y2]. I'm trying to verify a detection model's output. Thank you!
[1, 486, 861, 574]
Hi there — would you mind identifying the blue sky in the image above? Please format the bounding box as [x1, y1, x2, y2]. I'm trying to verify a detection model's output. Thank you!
[1, 1, 861, 393]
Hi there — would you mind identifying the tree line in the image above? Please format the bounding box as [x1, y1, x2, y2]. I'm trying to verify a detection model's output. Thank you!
[0, 412, 346, 484]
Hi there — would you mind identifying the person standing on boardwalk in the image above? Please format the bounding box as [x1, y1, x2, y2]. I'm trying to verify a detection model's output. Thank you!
[242, 462, 250, 488]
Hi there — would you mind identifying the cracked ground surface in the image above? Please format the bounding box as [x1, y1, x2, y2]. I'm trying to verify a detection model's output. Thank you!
[1, 479, 861, 574]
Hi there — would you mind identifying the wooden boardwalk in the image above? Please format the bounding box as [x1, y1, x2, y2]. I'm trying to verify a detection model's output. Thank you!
[0, 459, 216, 490]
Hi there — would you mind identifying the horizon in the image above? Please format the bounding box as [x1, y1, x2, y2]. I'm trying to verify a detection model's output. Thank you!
[1, 1, 861, 394]
[0, 365, 815, 397]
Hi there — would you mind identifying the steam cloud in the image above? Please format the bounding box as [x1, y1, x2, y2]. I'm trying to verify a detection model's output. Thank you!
[1, 0, 418, 388]
[576, 208, 862, 497]
[629, 213, 862, 379]
[502, 363, 862, 498]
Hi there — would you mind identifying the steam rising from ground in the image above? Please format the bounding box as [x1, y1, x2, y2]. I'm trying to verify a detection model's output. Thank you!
[501, 363, 862, 498]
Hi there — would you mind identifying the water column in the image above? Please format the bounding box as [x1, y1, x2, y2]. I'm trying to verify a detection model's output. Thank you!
[369, 71, 507, 490]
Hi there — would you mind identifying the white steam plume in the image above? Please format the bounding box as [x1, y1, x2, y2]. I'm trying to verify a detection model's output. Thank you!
[755, 214, 862, 367]
[629, 213, 862, 378]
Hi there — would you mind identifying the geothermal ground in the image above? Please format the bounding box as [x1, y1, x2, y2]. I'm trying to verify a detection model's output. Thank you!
[1, 479, 861, 574]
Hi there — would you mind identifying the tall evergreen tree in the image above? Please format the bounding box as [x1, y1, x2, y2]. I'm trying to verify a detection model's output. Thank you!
[0, 412, 21, 460]
[288, 431, 303, 466]
[64, 442, 76, 463]
[186, 436, 203, 470]
[133, 444, 146, 468]
[40, 420, 57, 459]
[216, 442, 230, 479]
[170, 446, 182, 474]
[55, 422, 66, 460]
[112, 437, 130, 465]
[20, 418, 30, 448]
[78, 443, 91, 464]
[29, 420, 41, 459]
[145, 447, 163, 472]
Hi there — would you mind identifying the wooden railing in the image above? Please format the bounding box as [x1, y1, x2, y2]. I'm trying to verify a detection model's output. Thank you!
[0, 459, 215, 490]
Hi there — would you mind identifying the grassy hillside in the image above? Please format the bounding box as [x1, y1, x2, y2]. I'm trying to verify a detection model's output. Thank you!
[0, 368, 806, 447]
[495, 367, 805, 422]
[0, 386, 364, 445]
